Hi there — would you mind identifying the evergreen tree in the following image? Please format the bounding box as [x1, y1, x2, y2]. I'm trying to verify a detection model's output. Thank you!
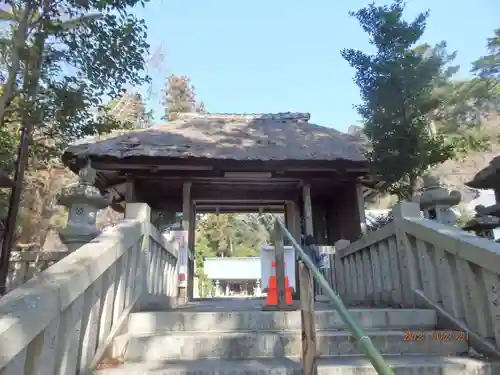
[473, 28, 500, 81]
[341, 0, 456, 200]
[162, 75, 205, 121]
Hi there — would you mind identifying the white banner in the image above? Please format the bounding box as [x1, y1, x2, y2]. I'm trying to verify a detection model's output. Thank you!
[166, 230, 188, 287]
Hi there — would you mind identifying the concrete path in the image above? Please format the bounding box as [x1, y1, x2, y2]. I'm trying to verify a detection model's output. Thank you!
[171, 297, 334, 312]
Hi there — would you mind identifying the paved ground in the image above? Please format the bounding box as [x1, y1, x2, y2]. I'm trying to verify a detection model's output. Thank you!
[171, 297, 334, 312]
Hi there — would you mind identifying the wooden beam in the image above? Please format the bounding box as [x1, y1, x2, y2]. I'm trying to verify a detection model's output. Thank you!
[196, 204, 284, 213]
[192, 187, 298, 202]
[104, 168, 365, 182]
[129, 173, 361, 182]
[223, 172, 272, 178]
[285, 167, 368, 174]
[195, 199, 285, 204]
[75, 157, 367, 173]
[133, 174, 300, 182]
[299, 262, 318, 375]
[194, 180, 298, 186]
[195, 207, 283, 213]
[196, 203, 284, 208]
[93, 162, 214, 171]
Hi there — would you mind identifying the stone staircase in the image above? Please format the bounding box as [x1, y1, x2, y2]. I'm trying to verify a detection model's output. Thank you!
[94, 300, 499, 375]
[5, 201, 500, 375]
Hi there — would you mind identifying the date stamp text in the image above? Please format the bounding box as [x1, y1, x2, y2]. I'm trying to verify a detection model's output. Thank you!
[403, 329, 469, 342]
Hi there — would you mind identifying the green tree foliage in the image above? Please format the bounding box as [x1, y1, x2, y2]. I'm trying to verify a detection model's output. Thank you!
[0, 0, 151, 246]
[194, 213, 275, 297]
[417, 42, 499, 154]
[0, 0, 151, 166]
[195, 214, 273, 259]
[472, 28, 500, 81]
[162, 74, 205, 121]
[341, 1, 457, 200]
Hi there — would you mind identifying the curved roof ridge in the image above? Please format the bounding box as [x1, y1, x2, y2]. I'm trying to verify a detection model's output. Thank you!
[176, 112, 311, 122]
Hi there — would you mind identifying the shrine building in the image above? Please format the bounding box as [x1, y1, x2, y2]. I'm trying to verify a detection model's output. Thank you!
[62, 112, 375, 300]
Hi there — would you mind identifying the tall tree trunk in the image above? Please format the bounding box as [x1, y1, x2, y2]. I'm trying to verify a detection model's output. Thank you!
[0, 31, 46, 294]
[0, 6, 32, 125]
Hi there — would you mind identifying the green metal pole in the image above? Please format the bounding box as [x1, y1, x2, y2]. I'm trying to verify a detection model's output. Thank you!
[275, 216, 394, 375]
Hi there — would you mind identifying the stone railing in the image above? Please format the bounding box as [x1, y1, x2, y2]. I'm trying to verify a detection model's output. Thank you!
[337, 201, 500, 357]
[0, 203, 178, 375]
[335, 222, 398, 307]
[7, 251, 68, 292]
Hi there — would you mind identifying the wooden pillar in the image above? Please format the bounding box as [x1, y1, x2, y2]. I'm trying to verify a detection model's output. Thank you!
[188, 202, 196, 300]
[300, 183, 316, 308]
[325, 199, 342, 245]
[338, 182, 362, 241]
[302, 184, 314, 236]
[286, 200, 301, 299]
[274, 222, 287, 308]
[312, 199, 327, 245]
[297, 185, 313, 301]
[299, 262, 318, 375]
[181, 182, 193, 301]
[285, 201, 301, 242]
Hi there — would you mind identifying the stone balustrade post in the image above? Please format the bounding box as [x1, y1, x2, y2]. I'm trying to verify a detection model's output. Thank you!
[57, 160, 111, 252]
[417, 175, 461, 225]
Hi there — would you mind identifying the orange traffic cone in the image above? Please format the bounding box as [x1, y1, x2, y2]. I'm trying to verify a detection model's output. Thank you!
[263, 262, 293, 309]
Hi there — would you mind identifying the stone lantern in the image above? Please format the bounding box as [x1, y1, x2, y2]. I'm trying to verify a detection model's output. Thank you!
[418, 175, 461, 225]
[57, 160, 111, 251]
[463, 205, 500, 240]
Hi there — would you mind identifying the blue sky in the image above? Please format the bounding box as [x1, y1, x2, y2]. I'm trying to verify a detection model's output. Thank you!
[133, 0, 499, 132]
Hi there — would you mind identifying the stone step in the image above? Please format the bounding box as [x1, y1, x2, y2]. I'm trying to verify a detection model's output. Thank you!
[126, 309, 436, 334]
[94, 356, 500, 375]
[116, 330, 468, 361]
